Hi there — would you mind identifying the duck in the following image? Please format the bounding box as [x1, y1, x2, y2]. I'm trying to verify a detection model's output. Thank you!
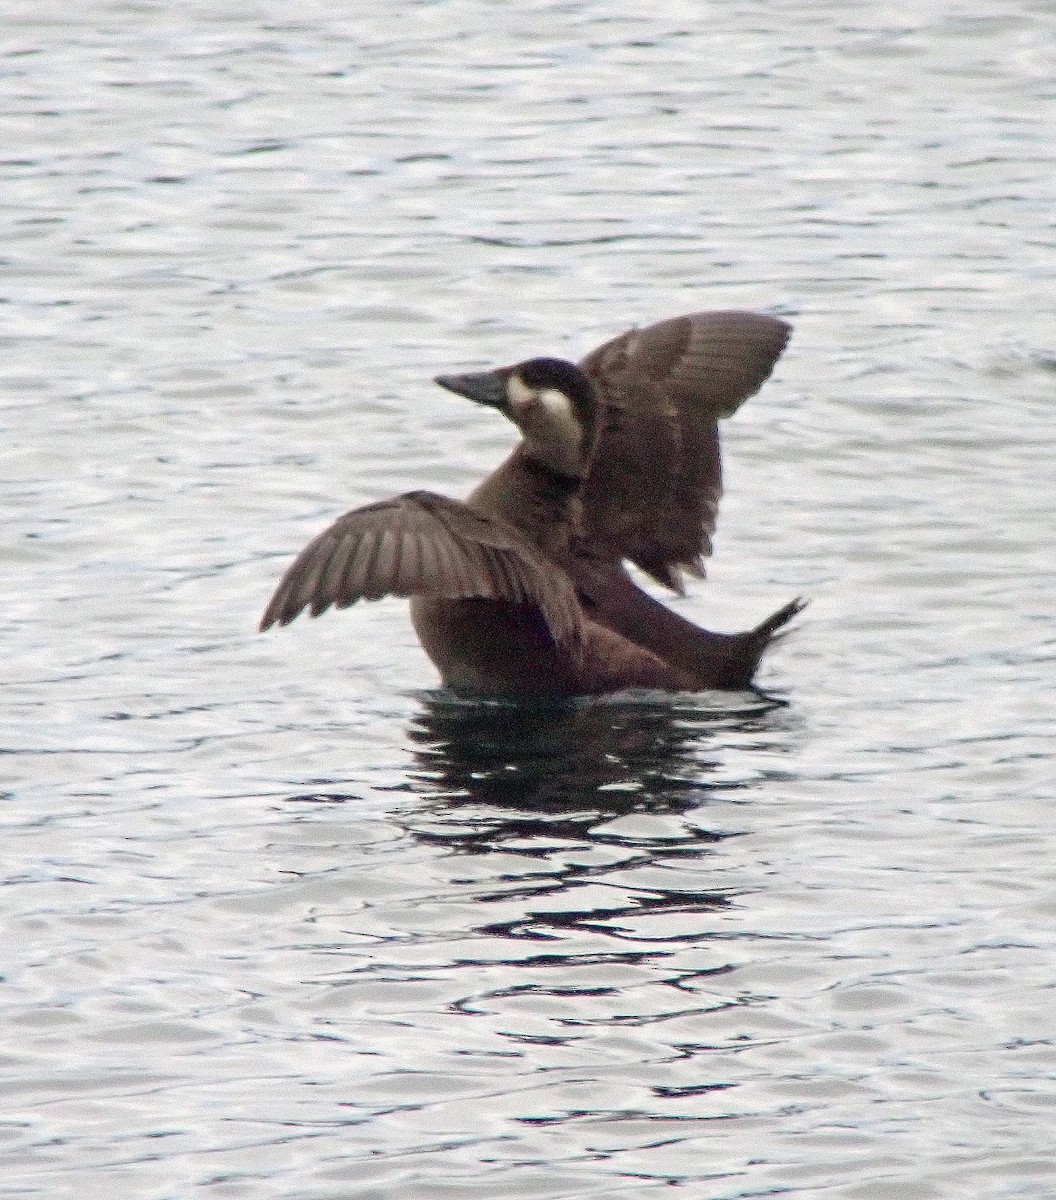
[260, 309, 804, 698]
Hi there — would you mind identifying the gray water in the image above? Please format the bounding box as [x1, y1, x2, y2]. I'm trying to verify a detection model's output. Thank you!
[3, 2, 1056, 1197]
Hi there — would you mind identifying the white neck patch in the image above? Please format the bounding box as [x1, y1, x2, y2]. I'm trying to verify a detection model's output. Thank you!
[538, 387, 582, 449]
[508, 374, 584, 474]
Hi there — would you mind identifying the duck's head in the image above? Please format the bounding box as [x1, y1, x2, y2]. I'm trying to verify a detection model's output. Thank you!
[435, 357, 598, 478]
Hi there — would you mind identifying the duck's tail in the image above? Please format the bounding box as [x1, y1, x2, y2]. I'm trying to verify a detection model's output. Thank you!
[577, 559, 808, 690]
[723, 595, 807, 684]
[570, 554, 807, 691]
[649, 594, 802, 690]
[749, 595, 808, 645]
[667, 592, 806, 691]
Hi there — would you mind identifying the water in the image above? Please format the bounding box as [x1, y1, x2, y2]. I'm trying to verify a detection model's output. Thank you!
[3, 2, 1055, 1196]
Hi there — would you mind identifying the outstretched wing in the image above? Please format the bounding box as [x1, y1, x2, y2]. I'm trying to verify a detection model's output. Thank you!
[259, 490, 583, 645]
[578, 310, 791, 591]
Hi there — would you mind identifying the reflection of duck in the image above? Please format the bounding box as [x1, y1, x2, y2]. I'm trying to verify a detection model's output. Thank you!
[261, 311, 804, 697]
[398, 690, 795, 849]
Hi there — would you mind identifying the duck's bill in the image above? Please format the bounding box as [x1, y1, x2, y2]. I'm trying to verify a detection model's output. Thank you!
[434, 369, 507, 409]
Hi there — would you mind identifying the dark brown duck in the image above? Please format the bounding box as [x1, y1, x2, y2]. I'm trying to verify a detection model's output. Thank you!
[260, 310, 804, 697]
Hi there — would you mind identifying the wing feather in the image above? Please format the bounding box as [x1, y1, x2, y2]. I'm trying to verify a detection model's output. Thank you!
[394, 531, 422, 595]
[260, 491, 582, 646]
[317, 527, 358, 609]
[578, 310, 790, 590]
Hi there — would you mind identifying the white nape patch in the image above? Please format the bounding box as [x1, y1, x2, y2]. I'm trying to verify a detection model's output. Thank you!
[538, 387, 582, 447]
[508, 374, 583, 472]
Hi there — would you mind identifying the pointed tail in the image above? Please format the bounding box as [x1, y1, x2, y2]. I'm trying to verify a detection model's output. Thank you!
[575, 559, 808, 690]
[713, 596, 808, 688]
[749, 595, 808, 644]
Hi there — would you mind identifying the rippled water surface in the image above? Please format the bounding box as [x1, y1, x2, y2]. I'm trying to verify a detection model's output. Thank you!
[3, 2, 1056, 1197]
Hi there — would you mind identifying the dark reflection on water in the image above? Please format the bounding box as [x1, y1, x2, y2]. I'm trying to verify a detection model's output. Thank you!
[403, 687, 793, 820]
[280, 693, 803, 1030]
[363, 690, 802, 943]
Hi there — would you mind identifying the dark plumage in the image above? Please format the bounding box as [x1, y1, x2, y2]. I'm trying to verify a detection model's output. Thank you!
[260, 310, 804, 697]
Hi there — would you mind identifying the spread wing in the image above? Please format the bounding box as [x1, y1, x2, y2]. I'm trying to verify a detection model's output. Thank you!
[259, 490, 583, 645]
[578, 310, 791, 592]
